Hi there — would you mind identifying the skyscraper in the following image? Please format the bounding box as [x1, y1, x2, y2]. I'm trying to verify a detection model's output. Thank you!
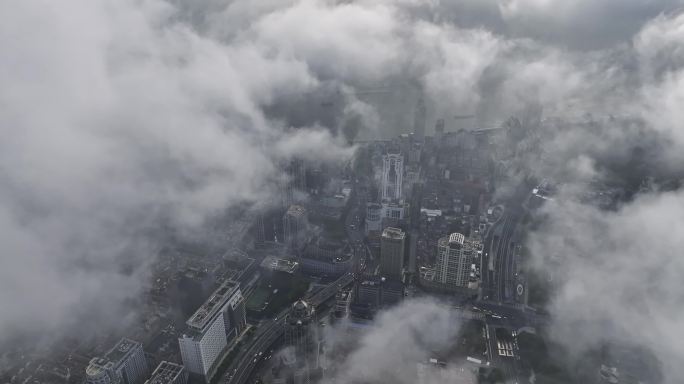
[283, 300, 320, 383]
[435, 233, 476, 289]
[282, 158, 307, 208]
[178, 280, 246, 383]
[283, 204, 309, 253]
[413, 96, 426, 142]
[380, 227, 405, 281]
[381, 153, 403, 202]
[365, 203, 382, 235]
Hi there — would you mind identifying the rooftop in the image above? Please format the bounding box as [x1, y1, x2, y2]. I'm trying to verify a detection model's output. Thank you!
[104, 338, 141, 366]
[382, 227, 405, 240]
[260, 256, 299, 274]
[86, 358, 115, 377]
[449, 233, 465, 245]
[286, 204, 307, 217]
[187, 280, 240, 331]
[145, 361, 185, 384]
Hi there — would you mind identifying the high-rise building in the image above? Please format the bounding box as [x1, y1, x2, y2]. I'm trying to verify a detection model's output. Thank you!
[104, 338, 149, 384]
[86, 338, 148, 384]
[179, 280, 246, 383]
[144, 362, 187, 384]
[283, 205, 309, 253]
[365, 203, 382, 235]
[380, 279, 405, 308]
[380, 227, 405, 281]
[355, 277, 383, 309]
[349, 276, 404, 320]
[283, 300, 320, 384]
[290, 158, 307, 192]
[413, 96, 426, 142]
[435, 233, 477, 289]
[86, 358, 120, 384]
[381, 154, 403, 202]
[434, 119, 445, 142]
[282, 158, 307, 208]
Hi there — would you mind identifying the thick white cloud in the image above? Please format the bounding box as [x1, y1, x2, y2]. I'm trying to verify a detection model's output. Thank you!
[0, 0, 349, 346]
[3, 4, 684, 383]
[323, 299, 476, 384]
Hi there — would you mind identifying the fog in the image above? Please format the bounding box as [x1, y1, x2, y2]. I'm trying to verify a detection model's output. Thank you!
[2, 1, 684, 382]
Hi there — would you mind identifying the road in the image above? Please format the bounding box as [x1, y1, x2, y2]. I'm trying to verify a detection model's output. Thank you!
[222, 273, 354, 384]
[477, 181, 538, 383]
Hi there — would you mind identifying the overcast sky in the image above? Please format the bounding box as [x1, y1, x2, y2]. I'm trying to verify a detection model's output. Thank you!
[2, 1, 684, 382]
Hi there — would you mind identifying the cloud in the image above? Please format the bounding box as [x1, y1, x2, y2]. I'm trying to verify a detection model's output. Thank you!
[0, 0, 352, 347]
[3, 3, 684, 383]
[527, 189, 684, 382]
[322, 299, 476, 384]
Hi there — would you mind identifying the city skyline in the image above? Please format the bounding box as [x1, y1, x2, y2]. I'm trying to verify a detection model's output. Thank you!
[3, 1, 684, 384]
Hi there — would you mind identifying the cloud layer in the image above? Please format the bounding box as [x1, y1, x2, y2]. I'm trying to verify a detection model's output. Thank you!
[2, 3, 684, 382]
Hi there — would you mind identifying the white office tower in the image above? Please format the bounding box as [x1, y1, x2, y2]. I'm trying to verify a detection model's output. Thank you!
[179, 280, 246, 383]
[86, 358, 120, 384]
[381, 154, 403, 202]
[145, 362, 188, 384]
[435, 233, 476, 289]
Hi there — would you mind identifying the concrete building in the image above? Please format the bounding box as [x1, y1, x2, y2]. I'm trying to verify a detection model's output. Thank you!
[435, 233, 476, 289]
[145, 362, 187, 384]
[282, 158, 307, 208]
[381, 153, 403, 202]
[178, 280, 246, 383]
[86, 338, 148, 384]
[413, 96, 426, 143]
[300, 237, 353, 277]
[355, 277, 383, 309]
[333, 290, 352, 320]
[350, 276, 404, 319]
[365, 203, 382, 235]
[283, 205, 309, 253]
[380, 227, 406, 281]
[381, 201, 406, 221]
[380, 279, 405, 308]
[434, 119, 445, 142]
[105, 338, 149, 384]
[283, 300, 321, 384]
[86, 358, 120, 384]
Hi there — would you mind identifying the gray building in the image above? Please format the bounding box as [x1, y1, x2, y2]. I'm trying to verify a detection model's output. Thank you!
[283, 205, 309, 253]
[145, 362, 187, 384]
[86, 338, 148, 384]
[85, 358, 120, 384]
[300, 237, 353, 277]
[381, 153, 403, 202]
[283, 300, 320, 384]
[380, 227, 405, 281]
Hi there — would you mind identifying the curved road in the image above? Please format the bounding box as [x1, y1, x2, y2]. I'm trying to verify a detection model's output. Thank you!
[222, 274, 355, 384]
